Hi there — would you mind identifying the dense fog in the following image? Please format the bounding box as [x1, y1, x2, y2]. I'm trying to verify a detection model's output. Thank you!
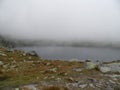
[0, 0, 120, 43]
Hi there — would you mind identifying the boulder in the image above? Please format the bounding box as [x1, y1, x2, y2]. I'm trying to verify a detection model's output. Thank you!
[85, 61, 99, 69]
[98, 66, 111, 73]
[98, 63, 120, 73]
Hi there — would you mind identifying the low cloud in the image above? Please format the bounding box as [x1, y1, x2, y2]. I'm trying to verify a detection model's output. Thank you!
[0, 0, 120, 43]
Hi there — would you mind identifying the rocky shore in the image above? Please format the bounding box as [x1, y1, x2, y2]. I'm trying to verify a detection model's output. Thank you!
[0, 47, 120, 90]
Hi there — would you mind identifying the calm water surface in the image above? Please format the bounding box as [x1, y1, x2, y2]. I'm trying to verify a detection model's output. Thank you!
[18, 46, 120, 61]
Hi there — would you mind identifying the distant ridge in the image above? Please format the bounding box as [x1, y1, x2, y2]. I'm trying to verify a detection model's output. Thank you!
[0, 35, 16, 48]
[0, 34, 36, 48]
[0, 34, 120, 49]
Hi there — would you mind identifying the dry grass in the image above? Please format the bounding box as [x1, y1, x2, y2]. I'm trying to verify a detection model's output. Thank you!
[42, 86, 69, 90]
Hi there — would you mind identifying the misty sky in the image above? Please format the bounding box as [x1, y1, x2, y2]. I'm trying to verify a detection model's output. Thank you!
[0, 0, 120, 42]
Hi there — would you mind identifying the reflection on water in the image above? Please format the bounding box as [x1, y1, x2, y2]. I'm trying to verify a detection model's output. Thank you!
[18, 46, 120, 61]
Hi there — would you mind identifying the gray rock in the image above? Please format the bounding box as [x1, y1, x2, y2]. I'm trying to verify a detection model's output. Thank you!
[88, 78, 97, 84]
[72, 82, 78, 87]
[89, 83, 95, 88]
[99, 66, 111, 73]
[79, 84, 87, 88]
[22, 85, 37, 90]
[99, 63, 120, 73]
[85, 61, 99, 69]
[27, 51, 38, 57]
[69, 58, 79, 62]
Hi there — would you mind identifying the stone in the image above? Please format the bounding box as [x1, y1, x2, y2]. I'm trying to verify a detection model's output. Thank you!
[98, 63, 120, 73]
[64, 73, 68, 76]
[10, 65, 17, 69]
[72, 83, 78, 87]
[85, 61, 98, 69]
[99, 66, 111, 73]
[107, 63, 120, 73]
[67, 77, 74, 82]
[3, 65, 8, 68]
[44, 76, 48, 80]
[22, 53, 26, 56]
[28, 57, 32, 59]
[85, 59, 91, 62]
[69, 58, 79, 62]
[46, 62, 51, 66]
[15, 88, 19, 90]
[49, 68, 57, 73]
[23, 85, 37, 90]
[0, 61, 4, 66]
[56, 78, 62, 81]
[73, 68, 83, 72]
[88, 78, 97, 83]
[27, 51, 38, 57]
[79, 84, 87, 88]
[89, 83, 95, 88]
[50, 76, 55, 79]
[0, 52, 7, 56]
[109, 80, 115, 84]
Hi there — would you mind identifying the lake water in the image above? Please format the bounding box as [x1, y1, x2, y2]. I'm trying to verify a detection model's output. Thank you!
[18, 46, 120, 61]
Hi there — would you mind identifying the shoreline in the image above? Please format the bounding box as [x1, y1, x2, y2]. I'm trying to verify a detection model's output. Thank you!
[0, 47, 120, 90]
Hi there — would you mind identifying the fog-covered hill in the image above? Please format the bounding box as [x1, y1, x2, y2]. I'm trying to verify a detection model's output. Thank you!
[0, 35, 15, 48]
[0, 34, 120, 49]
[0, 35, 36, 48]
